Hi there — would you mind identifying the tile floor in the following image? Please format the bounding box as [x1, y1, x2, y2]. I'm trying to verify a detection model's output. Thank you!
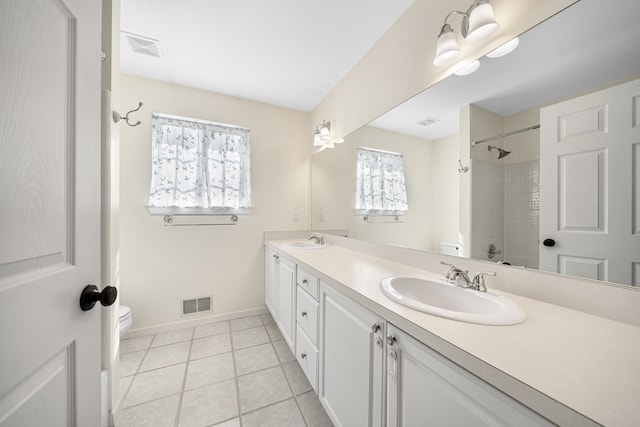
[118, 313, 333, 427]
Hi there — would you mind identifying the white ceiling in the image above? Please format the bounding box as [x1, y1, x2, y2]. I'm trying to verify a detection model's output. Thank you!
[120, 0, 414, 112]
[369, 0, 640, 140]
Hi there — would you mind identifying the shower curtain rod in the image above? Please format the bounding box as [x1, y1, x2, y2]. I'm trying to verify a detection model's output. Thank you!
[470, 124, 540, 146]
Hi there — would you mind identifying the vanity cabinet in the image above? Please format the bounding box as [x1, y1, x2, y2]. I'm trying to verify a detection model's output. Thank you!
[319, 281, 385, 427]
[295, 266, 320, 391]
[385, 324, 553, 427]
[264, 248, 296, 351]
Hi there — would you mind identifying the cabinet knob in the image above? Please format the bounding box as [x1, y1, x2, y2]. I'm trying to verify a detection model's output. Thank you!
[543, 238, 556, 247]
[376, 337, 383, 348]
[300, 353, 307, 359]
[371, 323, 380, 333]
[386, 334, 396, 346]
[302, 278, 308, 285]
[301, 311, 307, 317]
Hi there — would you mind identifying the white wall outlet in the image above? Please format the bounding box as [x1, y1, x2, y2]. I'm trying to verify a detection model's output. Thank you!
[319, 209, 325, 222]
[292, 209, 299, 222]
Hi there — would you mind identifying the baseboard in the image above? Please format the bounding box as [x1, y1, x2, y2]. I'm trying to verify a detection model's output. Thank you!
[123, 306, 269, 338]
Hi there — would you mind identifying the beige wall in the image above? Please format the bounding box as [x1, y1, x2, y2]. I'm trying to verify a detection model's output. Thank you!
[431, 133, 460, 251]
[119, 74, 310, 329]
[311, 0, 577, 140]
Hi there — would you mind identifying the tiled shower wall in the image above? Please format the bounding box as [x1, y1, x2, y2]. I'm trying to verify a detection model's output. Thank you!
[472, 160, 540, 268]
[471, 161, 505, 262]
[504, 160, 540, 268]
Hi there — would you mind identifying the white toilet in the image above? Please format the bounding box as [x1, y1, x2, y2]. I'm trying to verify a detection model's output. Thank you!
[119, 305, 132, 337]
[440, 241, 462, 256]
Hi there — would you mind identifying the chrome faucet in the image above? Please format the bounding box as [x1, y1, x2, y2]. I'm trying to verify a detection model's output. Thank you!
[470, 271, 496, 292]
[309, 235, 325, 245]
[440, 261, 495, 292]
[440, 262, 472, 288]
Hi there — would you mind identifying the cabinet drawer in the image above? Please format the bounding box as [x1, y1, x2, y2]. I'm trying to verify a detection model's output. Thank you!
[296, 286, 319, 345]
[296, 324, 318, 392]
[296, 266, 319, 301]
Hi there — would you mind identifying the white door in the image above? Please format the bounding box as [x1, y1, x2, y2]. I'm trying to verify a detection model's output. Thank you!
[386, 324, 552, 427]
[276, 256, 296, 351]
[540, 78, 640, 285]
[319, 282, 385, 427]
[264, 247, 278, 316]
[0, 0, 103, 425]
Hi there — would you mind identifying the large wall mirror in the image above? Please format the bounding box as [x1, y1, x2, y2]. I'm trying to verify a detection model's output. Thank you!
[311, 0, 640, 288]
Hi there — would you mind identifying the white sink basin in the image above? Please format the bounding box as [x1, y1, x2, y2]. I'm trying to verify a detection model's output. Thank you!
[284, 241, 325, 250]
[380, 276, 526, 325]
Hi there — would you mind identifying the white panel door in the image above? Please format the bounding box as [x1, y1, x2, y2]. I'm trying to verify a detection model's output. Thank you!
[264, 247, 278, 317]
[540, 78, 640, 285]
[0, 0, 102, 426]
[319, 282, 385, 427]
[276, 256, 296, 351]
[386, 324, 552, 427]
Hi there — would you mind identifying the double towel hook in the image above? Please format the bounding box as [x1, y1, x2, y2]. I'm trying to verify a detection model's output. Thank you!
[113, 102, 143, 127]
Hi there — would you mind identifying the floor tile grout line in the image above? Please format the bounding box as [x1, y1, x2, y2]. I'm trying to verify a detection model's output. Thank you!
[230, 333, 244, 427]
[173, 327, 196, 427]
[278, 342, 310, 427]
[120, 333, 155, 410]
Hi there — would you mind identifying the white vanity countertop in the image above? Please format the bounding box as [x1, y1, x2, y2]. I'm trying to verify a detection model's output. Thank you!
[266, 240, 640, 427]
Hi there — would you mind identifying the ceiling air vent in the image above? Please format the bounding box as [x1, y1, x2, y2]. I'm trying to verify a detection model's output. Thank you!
[417, 116, 440, 127]
[123, 32, 162, 58]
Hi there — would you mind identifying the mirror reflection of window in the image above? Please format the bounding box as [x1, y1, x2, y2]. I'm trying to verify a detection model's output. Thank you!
[355, 147, 408, 215]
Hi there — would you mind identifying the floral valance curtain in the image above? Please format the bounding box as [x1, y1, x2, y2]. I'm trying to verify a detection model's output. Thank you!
[355, 147, 408, 213]
[149, 113, 251, 209]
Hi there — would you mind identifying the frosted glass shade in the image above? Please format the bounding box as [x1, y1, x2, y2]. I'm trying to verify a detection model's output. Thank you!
[486, 37, 519, 58]
[434, 26, 460, 66]
[466, 2, 499, 42]
[454, 60, 480, 76]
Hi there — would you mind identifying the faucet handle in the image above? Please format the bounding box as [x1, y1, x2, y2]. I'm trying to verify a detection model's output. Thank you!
[471, 271, 496, 292]
[440, 261, 456, 269]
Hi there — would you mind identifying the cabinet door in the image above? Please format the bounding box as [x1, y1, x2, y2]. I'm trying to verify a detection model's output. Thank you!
[319, 282, 385, 427]
[386, 324, 553, 427]
[277, 256, 296, 351]
[264, 247, 278, 317]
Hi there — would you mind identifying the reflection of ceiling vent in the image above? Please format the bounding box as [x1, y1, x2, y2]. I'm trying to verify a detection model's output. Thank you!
[123, 32, 162, 58]
[417, 116, 439, 127]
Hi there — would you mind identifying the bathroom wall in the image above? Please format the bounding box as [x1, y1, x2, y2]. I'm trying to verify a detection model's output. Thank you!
[430, 133, 460, 252]
[119, 74, 310, 329]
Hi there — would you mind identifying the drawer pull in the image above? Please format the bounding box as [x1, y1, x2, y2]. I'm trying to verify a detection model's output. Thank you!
[301, 311, 307, 317]
[371, 323, 380, 333]
[302, 278, 308, 284]
[300, 352, 307, 359]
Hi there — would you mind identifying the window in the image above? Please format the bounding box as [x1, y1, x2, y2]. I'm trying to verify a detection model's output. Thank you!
[355, 147, 408, 214]
[148, 113, 251, 213]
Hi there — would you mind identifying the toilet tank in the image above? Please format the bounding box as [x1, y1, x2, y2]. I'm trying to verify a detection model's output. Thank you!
[440, 241, 461, 256]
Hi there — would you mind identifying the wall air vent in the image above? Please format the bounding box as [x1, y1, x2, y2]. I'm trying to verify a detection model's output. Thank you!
[417, 116, 440, 127]
[123, 31, 162, 58]
[182, 296, 212, 316]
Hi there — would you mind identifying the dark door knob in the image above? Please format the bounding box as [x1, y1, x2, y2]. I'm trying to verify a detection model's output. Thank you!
[542, 238, 556, 247]
[80, 285, 118, 311]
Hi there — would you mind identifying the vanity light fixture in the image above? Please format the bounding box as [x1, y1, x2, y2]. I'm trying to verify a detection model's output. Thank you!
[313, 120, 332, 146]
[433, 0, 500, 66]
